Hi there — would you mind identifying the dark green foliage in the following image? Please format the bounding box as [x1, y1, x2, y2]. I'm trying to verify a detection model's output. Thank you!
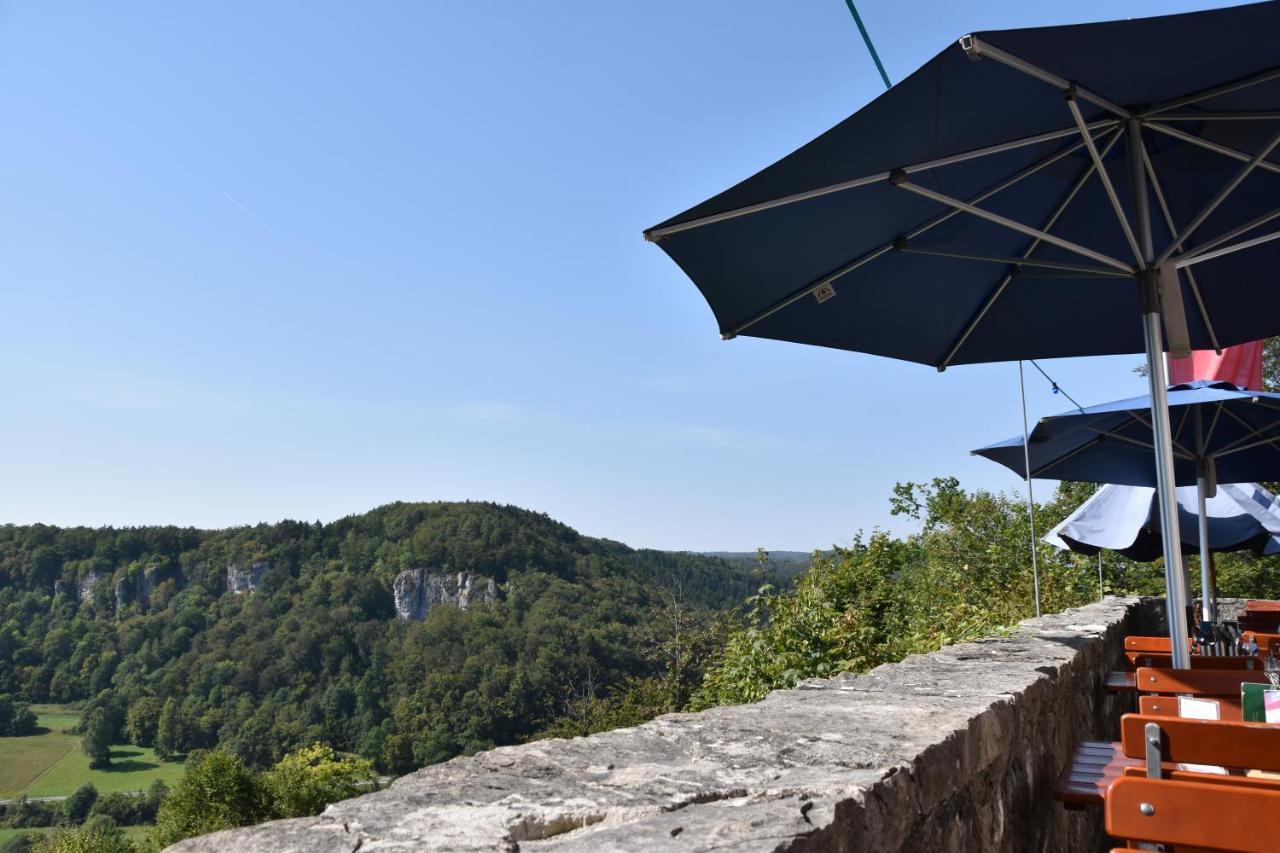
[0, 694, 37, 736]
[63, 783, 96, 826]
[153, 748, 267, 847]
[154, 744, 372, 846]
[79, 711, 111, 769]
[32, 816, 134, 853]
[0, 502, 775, 773]
[0, 798, 60, 830]
[124, 696, 161, 747]
[154, 698, 183, 760]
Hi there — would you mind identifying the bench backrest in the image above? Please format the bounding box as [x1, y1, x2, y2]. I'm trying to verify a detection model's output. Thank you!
[1125, 652, 1259, 670]
[1106, 777, 1280, 852]
[1243, 631, 1280, 653]
[1134, 666, 1269, 698]
[1126, 635, 1174, 652]
[1120, 714, 1280, 771]
[1240, 614, 1280, 633]
[1138, 694, 1243, 721]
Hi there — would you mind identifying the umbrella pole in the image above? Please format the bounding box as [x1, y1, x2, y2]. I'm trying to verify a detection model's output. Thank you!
[1098, 551, 1104, 600]
[1017, 360, 1043, 618]
[1194, 410, 1217, 625]
[1195, 475, 1215, 623]
[1130, 119, 1192, 668]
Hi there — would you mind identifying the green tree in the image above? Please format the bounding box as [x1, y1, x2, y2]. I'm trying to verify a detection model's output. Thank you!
[263, 743, 375, 818]
[63, 782, 97, 825]
[80, 710, 112, 769]
[125, 697, 162, 747]
[32, 816, 134, 853]
[153, 748, 267, 847]
[155, 698, 183, 760]
[0, 694, 37, 736]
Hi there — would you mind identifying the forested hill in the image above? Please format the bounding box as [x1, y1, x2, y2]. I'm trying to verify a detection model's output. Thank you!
[0, 501, 778, 772]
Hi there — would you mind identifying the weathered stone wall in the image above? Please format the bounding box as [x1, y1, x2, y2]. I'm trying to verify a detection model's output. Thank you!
[171, 597, 1150, 853]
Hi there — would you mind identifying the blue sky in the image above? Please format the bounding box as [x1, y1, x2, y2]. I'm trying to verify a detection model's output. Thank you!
[0, 1, 1231, 550]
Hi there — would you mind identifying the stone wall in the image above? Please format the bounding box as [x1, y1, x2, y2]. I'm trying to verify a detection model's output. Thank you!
[171, 597, 1152, 853]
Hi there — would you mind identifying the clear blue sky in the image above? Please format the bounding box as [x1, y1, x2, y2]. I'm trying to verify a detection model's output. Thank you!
[0, 1, 1230, 550]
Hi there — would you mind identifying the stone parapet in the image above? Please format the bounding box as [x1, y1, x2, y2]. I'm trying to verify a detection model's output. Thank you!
[171, 597, 1149, 852]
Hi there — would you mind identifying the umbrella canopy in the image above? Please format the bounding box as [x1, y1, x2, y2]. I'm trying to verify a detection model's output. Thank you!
[647, 2, 1280, 664]
[972, 381, 1280, 486]
[645, 2, 1280, 367]
[1046, 482, 1280, 561]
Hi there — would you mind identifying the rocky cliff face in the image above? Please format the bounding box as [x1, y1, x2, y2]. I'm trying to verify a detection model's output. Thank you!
[77, 571, 106, 603]
[392, 570, 497, 620]
[226, 562, 270, 595]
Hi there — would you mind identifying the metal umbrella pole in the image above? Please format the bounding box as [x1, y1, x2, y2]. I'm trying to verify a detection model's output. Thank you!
[1129, 119, 1192, 669]
[1194, 410, 1217, 624]
[1018, 361, 1043, 617]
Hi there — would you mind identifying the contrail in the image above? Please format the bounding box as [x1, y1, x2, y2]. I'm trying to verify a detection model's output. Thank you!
[221, 192, 273, 234]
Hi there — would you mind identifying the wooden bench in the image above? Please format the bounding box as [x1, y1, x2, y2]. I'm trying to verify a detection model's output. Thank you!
[1054, 705, 1280, 810]
[1123, 651, 1260, 670]
[1106, 777, 1280, 852]
[1134, 666, 1269, 709]
[1243, 630, 1280, 654]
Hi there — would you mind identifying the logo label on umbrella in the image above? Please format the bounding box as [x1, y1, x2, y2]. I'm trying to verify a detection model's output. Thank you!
[813, 283, 837, 304]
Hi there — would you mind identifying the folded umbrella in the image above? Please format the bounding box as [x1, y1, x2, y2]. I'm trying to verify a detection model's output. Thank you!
[1046, 481, 1280, 561]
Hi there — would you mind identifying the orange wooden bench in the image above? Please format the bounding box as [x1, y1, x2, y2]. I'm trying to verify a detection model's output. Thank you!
[1133, 666, 1270, 718]
[1054, 703, 1280, 810]
[1243, 630, 1280, 654]
[1123, 651, 1260, 670]
[1106, 777, 1280, 852]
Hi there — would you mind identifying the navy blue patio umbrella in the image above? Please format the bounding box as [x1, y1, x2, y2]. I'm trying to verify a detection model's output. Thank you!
[646, 2, 1280, 665]
[974, 381, 1280, 620]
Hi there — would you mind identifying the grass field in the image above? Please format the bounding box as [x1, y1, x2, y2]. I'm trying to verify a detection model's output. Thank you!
[0, 707, 184, 798]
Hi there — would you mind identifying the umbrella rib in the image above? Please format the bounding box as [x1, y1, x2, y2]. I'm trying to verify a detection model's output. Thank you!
[720, 131, 1108, 340]
[1212, 428, 1280, 459]
[1143, 65, 1280, 116]
[1206, 406, 1280, 455]
[937, 131, 1124, 370]
[1205, 401, 1225, 449]
[1081, 424, 1195, 460]
[895, 245, 1127, 277]
[1155, 126, 1280, 266]
[643, 121, 1116, 241]
[1122, 410, 1196, 459]
[893, 179, 1134, 273]
[1143, 121, 1280, 178]
[1174, 203, 1280, 263]
[959, 37, 1130, 119]
[1067, 95, 1143, 265]
[1155, 111, 1280, 121]
[1140, 145, 1221, 352]
[1028, 435, 1106, 479]
[1175, 228, 1280, 270]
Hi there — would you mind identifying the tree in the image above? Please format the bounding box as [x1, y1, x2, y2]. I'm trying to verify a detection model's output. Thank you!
[64, 782, 97, 825]
[0, 694, 37, 736]
[31, 816, 134, 853]
[155, 698, 183, 760]
[153, 749, 267, 847]
[263, 743, 375, 818]
[80, 710, 112, 769]
[125, 697, 162, 747]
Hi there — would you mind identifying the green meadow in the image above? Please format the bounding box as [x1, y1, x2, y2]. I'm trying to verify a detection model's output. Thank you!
[0, 706, 184, 798]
